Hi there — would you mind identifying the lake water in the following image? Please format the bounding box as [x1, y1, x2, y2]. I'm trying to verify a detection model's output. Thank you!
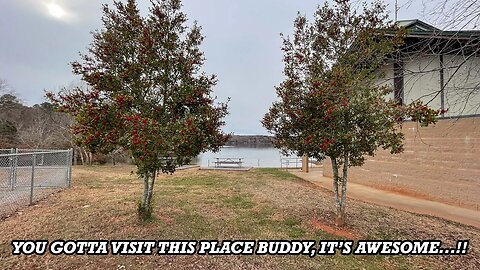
[198, 146, 302, 168]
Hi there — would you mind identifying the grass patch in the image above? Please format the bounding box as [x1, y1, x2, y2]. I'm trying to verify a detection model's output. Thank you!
[282, 217, 306, 238]
[223, 194, 255, 209]
[163, 175, 225, 187]
[255, 168, 302, 181]
[173, 211, 219, 238]
[0, 165, 474, 269]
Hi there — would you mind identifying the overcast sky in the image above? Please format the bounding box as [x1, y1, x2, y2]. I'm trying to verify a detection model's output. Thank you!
[0, 0, 431, 134]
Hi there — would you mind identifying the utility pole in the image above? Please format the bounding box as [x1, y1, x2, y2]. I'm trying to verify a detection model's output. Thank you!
[394, 0, 399, 22]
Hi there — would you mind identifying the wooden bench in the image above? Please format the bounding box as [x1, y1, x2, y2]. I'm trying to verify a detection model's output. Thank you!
[214, 158, 243, 168]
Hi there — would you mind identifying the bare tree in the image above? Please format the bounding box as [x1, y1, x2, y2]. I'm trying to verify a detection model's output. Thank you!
[0, 80, 77, 150]
[420, 0, 479, 31]
[17, 113, 55, 149]
[0, 79, 7, 93]
[0, 80, 23, 147]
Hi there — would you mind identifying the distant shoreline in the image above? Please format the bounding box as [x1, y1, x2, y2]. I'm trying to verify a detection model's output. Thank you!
[225, 135, 274, 147]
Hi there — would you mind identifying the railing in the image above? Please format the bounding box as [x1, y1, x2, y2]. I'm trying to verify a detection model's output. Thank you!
[0, 148, 73, 218]
[280, 157, 315, 169]
[203, 157, 319, 168]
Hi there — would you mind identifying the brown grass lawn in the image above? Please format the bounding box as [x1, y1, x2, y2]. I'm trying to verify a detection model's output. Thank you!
[0, 165, 479, 269]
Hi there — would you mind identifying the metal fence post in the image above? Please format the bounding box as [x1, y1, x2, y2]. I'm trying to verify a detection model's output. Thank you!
[65, 150, 69, 187]
[12, 148, 17, 190]
[8, 148, 17, 191]
[67, 149, 73, 188]
[8, 148, 13, 190]
[30, 153, 36, 205]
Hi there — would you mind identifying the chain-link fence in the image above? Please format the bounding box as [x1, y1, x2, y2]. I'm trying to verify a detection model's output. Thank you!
[0, 149, 73, 218]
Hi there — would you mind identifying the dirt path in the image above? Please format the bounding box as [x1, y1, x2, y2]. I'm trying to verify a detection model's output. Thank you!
[291, 168, 480, 228]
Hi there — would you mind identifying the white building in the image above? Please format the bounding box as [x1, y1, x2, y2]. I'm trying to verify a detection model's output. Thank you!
[377, 20, 480, 117]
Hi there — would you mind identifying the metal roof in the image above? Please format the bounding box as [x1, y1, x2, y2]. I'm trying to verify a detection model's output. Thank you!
[396, 19, 480, 39]
[397, 19, 439, 32]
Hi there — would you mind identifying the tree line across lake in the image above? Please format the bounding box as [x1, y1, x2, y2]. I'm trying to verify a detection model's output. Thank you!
[0, 86, 272, 164]
[225, 135, 274, 148]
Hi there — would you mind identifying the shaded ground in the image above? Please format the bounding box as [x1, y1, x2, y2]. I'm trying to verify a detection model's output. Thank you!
[0, 165, 479, 269]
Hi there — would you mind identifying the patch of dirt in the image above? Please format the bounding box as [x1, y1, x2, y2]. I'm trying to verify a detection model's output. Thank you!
[155, 213, 175, 225]
[270, 212, 285, 222]
[310, 219, 358, 240]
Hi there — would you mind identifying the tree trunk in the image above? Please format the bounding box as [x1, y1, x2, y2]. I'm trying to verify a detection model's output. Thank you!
[88, 152, 93, 165]
[142, 173, 150, 209]
[146, 171, 156, 206]
[139, 170, 156, 220]
[79, 147, 85, 165]
[82, 149, 89, 165]
[73, 147, 77, 166]
[330, 155, 349, 226]
[331, 157, 341, 224]
[338, 154, 349, 225]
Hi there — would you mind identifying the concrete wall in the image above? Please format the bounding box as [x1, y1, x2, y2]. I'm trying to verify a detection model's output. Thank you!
[322, 116, 480, 210]
[376, 54, 480, 116]
[403, 54, 442, 111]
[444, 55, 480, 116]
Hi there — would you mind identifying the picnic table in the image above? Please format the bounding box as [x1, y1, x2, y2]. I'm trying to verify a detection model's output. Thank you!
[214, 157, 243, 168]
